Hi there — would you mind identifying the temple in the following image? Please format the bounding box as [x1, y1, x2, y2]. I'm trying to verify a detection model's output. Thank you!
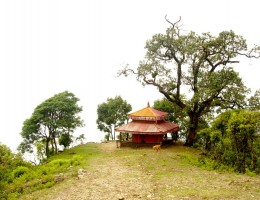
[114, 103, 179, 147]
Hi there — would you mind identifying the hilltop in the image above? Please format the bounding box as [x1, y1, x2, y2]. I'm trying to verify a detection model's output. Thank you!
[20, 142, 260, 200]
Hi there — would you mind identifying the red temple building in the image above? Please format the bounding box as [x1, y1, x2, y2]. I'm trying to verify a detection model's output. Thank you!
[114, 103, 179, 146]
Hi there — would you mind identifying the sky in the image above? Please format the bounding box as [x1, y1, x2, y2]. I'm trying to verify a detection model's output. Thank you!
[0, 0, 260, 152]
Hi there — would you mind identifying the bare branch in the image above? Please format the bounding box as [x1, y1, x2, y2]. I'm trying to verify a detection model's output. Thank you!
[165, 15, 181, 28]
[117, 65, 137, 77]
[237, 46, 260, 58]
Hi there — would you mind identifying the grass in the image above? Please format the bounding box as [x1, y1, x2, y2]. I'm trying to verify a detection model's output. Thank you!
[3, 143, 101, 200]
[19, 142, 260, 200]
[109, 143, 260, 199]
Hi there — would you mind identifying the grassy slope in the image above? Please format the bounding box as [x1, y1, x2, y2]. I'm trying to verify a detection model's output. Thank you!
[20, 142, 260, 200]
[111, 144, 260, 199]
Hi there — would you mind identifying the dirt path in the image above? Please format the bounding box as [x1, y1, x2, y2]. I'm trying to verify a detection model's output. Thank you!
[22, 142, 260, 200]
[34, 142, 156, 200]
[71, 143, 155, 200]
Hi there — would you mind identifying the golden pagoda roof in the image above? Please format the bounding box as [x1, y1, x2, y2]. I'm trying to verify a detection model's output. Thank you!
[115, 102, 179, 134]
[128, 102, 168, 121]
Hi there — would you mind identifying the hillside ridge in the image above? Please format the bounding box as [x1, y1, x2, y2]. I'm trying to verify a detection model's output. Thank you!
[21, 142, 260, 200]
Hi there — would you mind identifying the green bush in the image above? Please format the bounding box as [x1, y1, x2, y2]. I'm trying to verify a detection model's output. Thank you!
[198, 109, 260, 174]
[70, 155, 82, 166]
[49, 159, 70, 167]
[12, 166, 30, 179]
[0, 143, 101, 198]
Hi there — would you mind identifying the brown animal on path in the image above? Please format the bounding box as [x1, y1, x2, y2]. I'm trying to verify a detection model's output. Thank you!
[153, 143, 162, 152]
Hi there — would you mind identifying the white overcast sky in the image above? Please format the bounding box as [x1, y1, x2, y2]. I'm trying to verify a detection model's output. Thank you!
[1, 0, 260, 151]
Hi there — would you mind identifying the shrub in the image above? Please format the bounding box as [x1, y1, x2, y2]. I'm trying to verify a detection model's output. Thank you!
[49, 159, 70, 167]
[198, 109, 260, 174]
[12, 166, 30, 179]
[70, 155, 82, 166]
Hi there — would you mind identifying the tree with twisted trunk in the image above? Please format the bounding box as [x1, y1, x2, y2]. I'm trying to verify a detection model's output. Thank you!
[118, 17, 260, 146]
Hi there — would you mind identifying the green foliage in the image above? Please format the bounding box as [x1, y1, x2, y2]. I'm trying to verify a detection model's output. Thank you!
[0, 144, 33, 199]
[116, 132, 132, 141]
[119, 17, 259, 146]
[12, 166, 30, 179]
[104, 133, 110, 141]
[19, 91, 84, 158]
[75, 134, 86, 144]
[153, 98, 188, 137]
[96, 96, 132, 140]
[153, 98, 185, 122]
[248, 89, 260, 110]
[35, 141, 46, 162]
[49, 159, 71, 167]
[197, 109, 260, 174]
[0, 144, 31, 180]
[0, 143, 101, 199]
[153, 98, 211, 140]
[59, 133, 73, 149]
[70, 155, 82, 166]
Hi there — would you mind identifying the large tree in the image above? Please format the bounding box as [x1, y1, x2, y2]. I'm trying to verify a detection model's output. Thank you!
[119, 17, 260, 146]
[96, 96, 132, 140]
[19, 91, 84, 158]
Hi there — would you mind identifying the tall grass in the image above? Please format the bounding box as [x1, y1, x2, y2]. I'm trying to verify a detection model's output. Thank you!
[1, 143, 101, 199]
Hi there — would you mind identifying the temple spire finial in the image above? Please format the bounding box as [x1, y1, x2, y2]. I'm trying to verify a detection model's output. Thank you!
[147, 102, 150, 107]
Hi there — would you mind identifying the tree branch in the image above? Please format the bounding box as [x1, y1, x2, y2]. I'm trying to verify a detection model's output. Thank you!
[165, 15, 181, 30]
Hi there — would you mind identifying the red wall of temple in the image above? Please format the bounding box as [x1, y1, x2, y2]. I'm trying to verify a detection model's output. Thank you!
[132, 134, 163, 144]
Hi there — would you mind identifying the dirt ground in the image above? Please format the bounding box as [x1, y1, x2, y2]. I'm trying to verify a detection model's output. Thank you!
[22, 142, 260, 200]
[46, 142, 156, 200]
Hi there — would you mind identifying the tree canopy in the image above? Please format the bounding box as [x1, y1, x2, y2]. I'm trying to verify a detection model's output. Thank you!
[118, 17, 260, 146]
[197, 109, 260, 173]
[153, 98, 210, 140]
[18, 91, 84, 158]
[248, 89, 260, 111]
[96, 96, 132, 140]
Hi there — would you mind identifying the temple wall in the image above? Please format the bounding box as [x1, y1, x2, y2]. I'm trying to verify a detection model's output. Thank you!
[132, 134, 163, 144]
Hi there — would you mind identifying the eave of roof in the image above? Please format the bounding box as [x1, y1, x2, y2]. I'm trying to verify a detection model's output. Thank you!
[115, 120, 179, 134]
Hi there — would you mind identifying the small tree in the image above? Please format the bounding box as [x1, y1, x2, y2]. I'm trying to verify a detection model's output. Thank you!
[96, 96, 132, 140]
[75, 134, 86, 145]
[59, 133, 73, 149]
[19, 91, 84, 158]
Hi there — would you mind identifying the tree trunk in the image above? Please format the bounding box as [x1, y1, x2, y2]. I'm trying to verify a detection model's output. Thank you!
[185, 114, 199, 146]
[185, 128, 197, 146]
[45, 138, 50, 158]
[110, 132, 114, 140]
[109, 126, 114, 140]
[53, 137, 58, 154]
[50, 129, 58, 154]
[50, 139, 54, 155]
